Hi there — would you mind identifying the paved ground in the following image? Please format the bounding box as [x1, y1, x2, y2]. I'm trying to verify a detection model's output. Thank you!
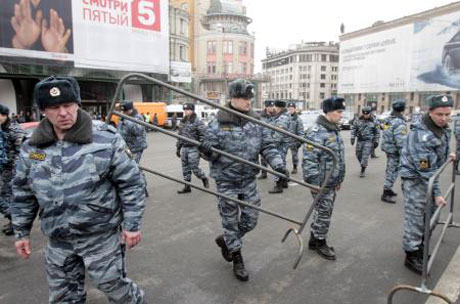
[0, 129, 459, 304]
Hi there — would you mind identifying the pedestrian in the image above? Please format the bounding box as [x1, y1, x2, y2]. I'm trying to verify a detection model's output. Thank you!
[370, 112, 380, 158]
[453, 114, 460, 175]
[152, 113, 158, 132]
[118, 100, 149, 196]
[11, 76, 146, 303]
[0, 104, 25, 236]
[286, 102, 305, 174]
[350, 106, 380, 177]
[303, 97, 346, 261]
[380, 99, 408, 204]
[199, 78, 286, 281]
[171, 112, 178, 131]
[176, 103, 209, 193]
[268, 100, 291, 194]
[16, 110, 25, 123]
[399, 94, 455, 274]
[258, 99, 276, 180]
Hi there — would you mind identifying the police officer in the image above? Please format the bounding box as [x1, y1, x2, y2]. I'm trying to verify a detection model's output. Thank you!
[453, 115, 460, 175]
[268, 100, 292, 194]
[380, 99, 408, 204]
[258, 99, 276, 180]
[286, 102, 304, 174]
[11, 76, 146, 303]
[399, 94, 455, 274]
[0, 104, 25, 236]
[303, 97, 346, 260]
[351, 106, 380, 177]
[176, 103, 209, 193]
[199, 78, 286, 281]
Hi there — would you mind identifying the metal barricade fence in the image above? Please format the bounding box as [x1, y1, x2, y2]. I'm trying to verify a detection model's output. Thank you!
[106, 73, 338, 269]
[387, 158, 460, 304]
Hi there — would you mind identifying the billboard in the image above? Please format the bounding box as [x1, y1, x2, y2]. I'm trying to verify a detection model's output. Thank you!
[339, 10, 460, 94]
[170, 61, 191, 83]
[0, 0, 169, 74]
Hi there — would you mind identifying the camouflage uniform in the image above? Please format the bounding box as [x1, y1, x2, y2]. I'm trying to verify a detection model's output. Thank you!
[399, 114, 450, 252]
[381, 111, 407, 191]
[270, 109, 291, 182]
[177, 113, 207, 182]
[0, 120, 25, 217]
[258, 110, 272, 170]
[287, 112, 305, 169]
[303, 115, 346, 239]
[0, 129, 7, 172]
[453, 119, 460, 171]
[351, 116, 380, 168]
[117, 108, 147, 162]
[202, 107, 283, 253]
[11, 110, 145, 303]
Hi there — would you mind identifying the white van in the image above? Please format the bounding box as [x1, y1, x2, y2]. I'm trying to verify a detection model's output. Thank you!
[166, 104, 217, 128]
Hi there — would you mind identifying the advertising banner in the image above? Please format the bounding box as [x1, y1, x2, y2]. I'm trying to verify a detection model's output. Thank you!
[0, 0, 169, 74]
[339, 10, 460, 93]
[170, 61, 191, 83]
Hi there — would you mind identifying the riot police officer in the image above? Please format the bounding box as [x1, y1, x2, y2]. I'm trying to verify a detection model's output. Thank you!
[351, 106, 380, 177]
[199, 78, 286, 281]
[303, 97, 346, 260]
[453, 115, 460, 175]
[286, 102, 305, 174]
[399, 94, 455, 274]
[258, 100, 276, 179]
[380, 99, 407, 204]
[176, 103, 209, 193]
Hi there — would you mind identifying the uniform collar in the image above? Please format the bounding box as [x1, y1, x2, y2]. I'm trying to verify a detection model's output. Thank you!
[29, 109, 93, 147]
[217, 104, 260, 126]
[317, 115, 340, 131]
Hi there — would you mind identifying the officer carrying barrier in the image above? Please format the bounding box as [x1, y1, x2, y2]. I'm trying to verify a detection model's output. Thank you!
[106, 73, 338, 269]
[387, 158, 460, 304]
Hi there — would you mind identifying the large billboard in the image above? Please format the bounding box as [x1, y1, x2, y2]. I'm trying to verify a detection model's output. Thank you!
[339, 10, 460, 94]
[0, 0, 169, 74]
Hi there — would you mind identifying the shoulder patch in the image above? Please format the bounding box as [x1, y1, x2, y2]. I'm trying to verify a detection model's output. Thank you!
[383, 123, 390, 130]
[329, 135, 336, 143]
[306, 144, 314, 151]
[401, 129, 407, 135]
[29, 152, 46, 161]
[220, 124, 233, 132]
[419, 159, 430, 170]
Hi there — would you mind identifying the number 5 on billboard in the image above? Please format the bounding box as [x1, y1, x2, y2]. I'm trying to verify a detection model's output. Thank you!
[132, 0, 161, 31]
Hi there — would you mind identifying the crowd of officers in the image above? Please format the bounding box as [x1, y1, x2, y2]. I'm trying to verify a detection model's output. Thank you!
[0, 75, 457, 302]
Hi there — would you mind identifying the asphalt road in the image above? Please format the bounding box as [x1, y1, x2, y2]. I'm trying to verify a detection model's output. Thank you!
[0, 129, 459, 304]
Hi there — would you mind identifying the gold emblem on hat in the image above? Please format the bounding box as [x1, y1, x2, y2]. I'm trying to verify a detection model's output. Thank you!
[50, 87, 61, 97]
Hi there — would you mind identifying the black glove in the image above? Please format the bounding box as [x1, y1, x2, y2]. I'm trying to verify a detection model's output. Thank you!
[373, 141, 379, 149]
[350, 138, 355, 146]
[199, 142, 213, 156]
[176, 146, 181, 158]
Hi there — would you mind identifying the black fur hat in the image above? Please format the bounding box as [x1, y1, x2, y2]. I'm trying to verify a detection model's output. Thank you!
[0, 104, 9, 116]
[322, 97, 346, 113]
[229, 79, 254, 99]
[183, 103, 195, 111]
[275, 100, 286, 107]
[120, 100, 134, 111]
[34, 76, 81, 110]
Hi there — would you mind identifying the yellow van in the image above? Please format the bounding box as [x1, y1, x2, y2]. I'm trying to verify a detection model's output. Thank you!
[111, 102, 167, 127]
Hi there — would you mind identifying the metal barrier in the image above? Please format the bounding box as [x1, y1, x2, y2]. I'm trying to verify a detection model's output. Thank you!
[387, 158, 460, 304]
[106, 73, 338, 269]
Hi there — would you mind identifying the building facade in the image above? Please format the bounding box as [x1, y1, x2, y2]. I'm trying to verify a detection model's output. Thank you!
[261, 42, 339, 110]
[339, 2, 460, 115]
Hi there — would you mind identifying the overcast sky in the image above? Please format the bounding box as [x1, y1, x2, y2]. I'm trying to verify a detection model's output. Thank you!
[244, 0, 455, 72]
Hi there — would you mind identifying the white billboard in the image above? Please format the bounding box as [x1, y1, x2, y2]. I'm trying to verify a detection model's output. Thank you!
[339, 10, 460, 94]
[0, 0, 169, 74]
[170, 61, 191, 83]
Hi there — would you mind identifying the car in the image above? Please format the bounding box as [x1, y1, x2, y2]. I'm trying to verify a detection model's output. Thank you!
[340, 112, 354, 130]
[442, 30, 460, 76]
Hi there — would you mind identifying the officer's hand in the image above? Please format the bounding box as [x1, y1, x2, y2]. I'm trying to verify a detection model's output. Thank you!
[122, 230, 142, 249]
[350, 138, 355, 146]
[373, 141, 379, 149]
[199, 142, 213, 156]
[434, 196, 447, 207]
[15, 239, 31, 259]
[449, 152, 456, 162]
[176, 146, 181, 158]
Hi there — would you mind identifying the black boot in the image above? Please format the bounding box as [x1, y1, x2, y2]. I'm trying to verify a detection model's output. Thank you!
[177, 184, 191, 194]
[215, 235, 232, 262]
[2, 220, 13, 236]
[405, 250, 423, 275]
[359, 166, 366, 178]
[381, 189, 396, 204]
[309, 234, 336, 260]
[268, 181, 283, 194]
[291, 165, 298, 174]
[201, 177, 210, 189]
[258, 171, 267, 179]
[282, 179, 289, 189]
[232, 251, 249, 281]
[388, 189, 398, 197]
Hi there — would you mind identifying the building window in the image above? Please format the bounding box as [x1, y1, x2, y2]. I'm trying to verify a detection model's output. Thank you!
[358, 93, 361, 100]
[330, 55, 339, 62]
[179, 45, 187, 61]
[321, 54, 327, 61]
[224, 62, 233, 73]
[410, 92, 414, 101]
[239, 42, 247, 55]
[207, 62, 216, 74]
[207, 41, 216, 55]
[306, 93, 310, 99]
[240, 62, 247, 74]
[321, 74, 326, 80]
[320, 92, 325, 99]
[223, 41, 233, 54]
[320, 83, 325, 88]
[321, 66, 326, 72]
[180, 19, 187, 36]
